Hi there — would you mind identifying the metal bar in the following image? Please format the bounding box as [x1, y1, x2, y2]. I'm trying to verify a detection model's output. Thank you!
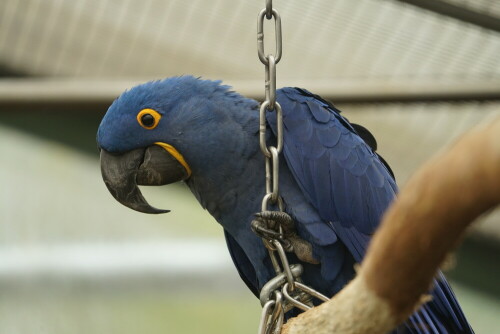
[1, 78, 499, 109]
[395, 0, 500, 33]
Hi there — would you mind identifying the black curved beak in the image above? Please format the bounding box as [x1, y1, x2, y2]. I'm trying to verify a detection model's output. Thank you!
[100, 145, 189, 214]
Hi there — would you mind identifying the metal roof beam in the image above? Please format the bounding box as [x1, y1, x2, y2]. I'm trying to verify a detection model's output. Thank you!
[395, 0, 500, 33]
[0, 78, 499, 110]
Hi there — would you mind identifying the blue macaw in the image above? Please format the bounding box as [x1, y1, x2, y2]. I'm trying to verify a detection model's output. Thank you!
[97, 76, 473, 333]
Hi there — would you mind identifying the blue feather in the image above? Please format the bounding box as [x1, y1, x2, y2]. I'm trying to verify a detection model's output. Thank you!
[316, 124, 342, 147]
[269, 87, 473, 333]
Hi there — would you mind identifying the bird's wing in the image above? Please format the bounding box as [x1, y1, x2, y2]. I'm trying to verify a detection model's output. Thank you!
[269, 87, 397, 261]
[223, 229, 260, 297]
[267, 87, 473, 334]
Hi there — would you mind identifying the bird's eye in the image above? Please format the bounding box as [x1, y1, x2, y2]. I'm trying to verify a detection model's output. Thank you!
[137, 109, 161, 129]
[141, 114, 155, 127]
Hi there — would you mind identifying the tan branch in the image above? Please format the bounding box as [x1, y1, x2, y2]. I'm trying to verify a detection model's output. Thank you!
[282, 116, 500, 334]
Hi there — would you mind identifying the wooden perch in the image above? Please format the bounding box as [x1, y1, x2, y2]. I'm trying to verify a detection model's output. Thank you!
[282, 116, 500, 334]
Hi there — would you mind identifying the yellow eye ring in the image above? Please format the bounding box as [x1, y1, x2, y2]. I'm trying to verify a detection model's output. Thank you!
[137, 108, 161, 129]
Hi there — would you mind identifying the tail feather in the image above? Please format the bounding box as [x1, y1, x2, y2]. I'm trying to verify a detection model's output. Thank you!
[394, 273, 474, 333]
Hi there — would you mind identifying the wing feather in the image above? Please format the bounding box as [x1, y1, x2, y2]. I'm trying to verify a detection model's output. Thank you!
[268, 87, 473, 334]
[269, 87, 397, 254]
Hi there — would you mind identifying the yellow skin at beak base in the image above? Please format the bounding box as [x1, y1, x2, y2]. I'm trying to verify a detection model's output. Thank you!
[154, 142, 192, 178]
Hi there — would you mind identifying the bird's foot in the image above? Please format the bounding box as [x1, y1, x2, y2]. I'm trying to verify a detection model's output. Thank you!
[251, 211, 319, 264]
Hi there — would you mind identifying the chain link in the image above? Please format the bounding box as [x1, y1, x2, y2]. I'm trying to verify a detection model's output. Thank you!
[258, 293, 284, 334]
[254, 2, 330, 333]
[257, 4, 282, 66]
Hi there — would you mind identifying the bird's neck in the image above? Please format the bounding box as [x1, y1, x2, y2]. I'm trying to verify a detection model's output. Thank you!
[183, 98, 270, 236]
[186, 140, 265, 232]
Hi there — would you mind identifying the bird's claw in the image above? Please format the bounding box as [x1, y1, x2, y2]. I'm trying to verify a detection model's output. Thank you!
[252, 211, 319, 264]
[251, 219, 283, 239]
[254, 211, 296, 236]
[251, 211, 294, 251]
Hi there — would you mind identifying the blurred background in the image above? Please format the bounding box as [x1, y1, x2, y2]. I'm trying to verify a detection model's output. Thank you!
[1, 0, 499, 333]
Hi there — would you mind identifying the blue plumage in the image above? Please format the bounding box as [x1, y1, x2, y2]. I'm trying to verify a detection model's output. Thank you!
[270, 87, 473, 333]
[97, 76, 473, 333]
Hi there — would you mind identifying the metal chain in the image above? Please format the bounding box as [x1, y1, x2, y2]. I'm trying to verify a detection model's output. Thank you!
[255, 2, 329, 334]
[258, 0, 283, 206]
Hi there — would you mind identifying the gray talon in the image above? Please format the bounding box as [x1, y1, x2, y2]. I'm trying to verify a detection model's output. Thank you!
[253, 211, 319, 264]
